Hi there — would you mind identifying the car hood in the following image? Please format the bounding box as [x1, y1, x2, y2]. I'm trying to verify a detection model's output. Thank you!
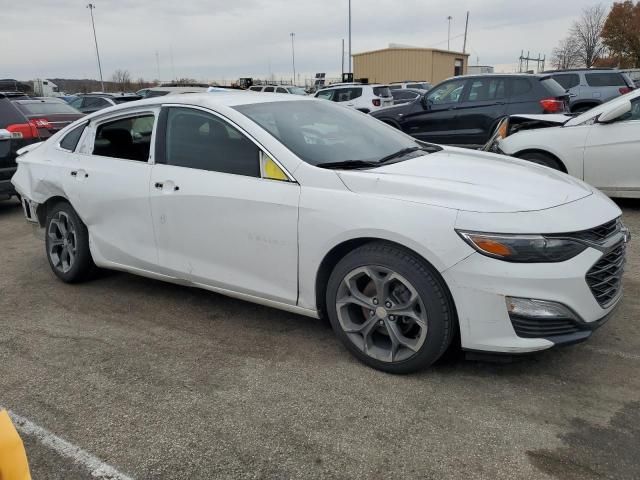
[337, 148, 592, 213]
[508, 113, 571, 125]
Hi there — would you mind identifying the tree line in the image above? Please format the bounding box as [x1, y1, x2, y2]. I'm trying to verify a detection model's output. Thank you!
[552, 2, 640, 69]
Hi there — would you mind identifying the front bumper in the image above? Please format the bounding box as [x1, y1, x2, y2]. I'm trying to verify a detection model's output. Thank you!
[442, 243, 624, 354]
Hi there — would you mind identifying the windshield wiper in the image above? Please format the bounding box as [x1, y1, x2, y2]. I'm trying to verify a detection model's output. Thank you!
[316, 160, 381, 170]
[376, 146, 423, 164]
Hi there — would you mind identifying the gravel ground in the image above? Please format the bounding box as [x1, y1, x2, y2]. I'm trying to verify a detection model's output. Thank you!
[0, 197, 638, 480]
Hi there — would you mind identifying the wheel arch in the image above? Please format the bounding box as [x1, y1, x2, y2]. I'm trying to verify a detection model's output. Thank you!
[36, 195, 71, 227]
[514, 149, 568, 173]
[314, 237, 459, 336]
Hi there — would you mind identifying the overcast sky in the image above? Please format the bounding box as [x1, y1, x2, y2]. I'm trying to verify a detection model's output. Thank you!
[1, 0, 608, 83]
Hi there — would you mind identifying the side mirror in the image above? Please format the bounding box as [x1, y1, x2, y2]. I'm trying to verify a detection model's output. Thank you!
[422, 95, 432, 110]
[0, 129, 11, 141]
[598, 100, 632, 124]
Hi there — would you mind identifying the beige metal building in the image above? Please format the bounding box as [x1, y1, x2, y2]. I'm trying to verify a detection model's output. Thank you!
[353, 47, 470, 85]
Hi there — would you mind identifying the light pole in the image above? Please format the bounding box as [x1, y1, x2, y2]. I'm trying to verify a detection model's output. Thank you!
[348, 0, 352, 74]
[290, 32, 296, 86]
[87, 3, 104, 92]
[447, 16, 453, 51]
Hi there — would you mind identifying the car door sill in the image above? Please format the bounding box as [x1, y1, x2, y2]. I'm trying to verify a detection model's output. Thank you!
[95, 260, 320, 319]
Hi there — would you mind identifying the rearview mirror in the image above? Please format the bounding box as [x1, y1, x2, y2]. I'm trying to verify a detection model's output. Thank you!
[598, 100, 632, 124]
[0, 129, 11, 141]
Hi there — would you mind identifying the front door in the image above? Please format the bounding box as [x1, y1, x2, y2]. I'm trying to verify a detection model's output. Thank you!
[402, 78, 467, 145]
[584, 97, 640, 195]
[455, 76, 508, 147]
[149, 106, 300, 304]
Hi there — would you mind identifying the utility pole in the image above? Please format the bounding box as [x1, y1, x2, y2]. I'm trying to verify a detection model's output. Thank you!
[86, 4, 104, 92]
[348, 0, 352, 73]
[447, 16, 453, 51]
[341, 38, 345, 77]
[290, 32, 296, 86]
[462, 11, 469, 54]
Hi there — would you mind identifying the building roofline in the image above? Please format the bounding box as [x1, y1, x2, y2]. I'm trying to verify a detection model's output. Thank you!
[352, 47, 470, 57]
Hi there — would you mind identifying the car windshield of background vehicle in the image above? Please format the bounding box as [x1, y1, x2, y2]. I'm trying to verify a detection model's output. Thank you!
[234, 100, 434, 166]
[17, 102, 81, 115]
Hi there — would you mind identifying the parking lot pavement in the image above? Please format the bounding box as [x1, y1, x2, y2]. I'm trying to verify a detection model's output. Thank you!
[0, 197, 639, 480]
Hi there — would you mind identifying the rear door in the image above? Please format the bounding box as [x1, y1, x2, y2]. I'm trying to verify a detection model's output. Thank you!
[454, 76, 508, 146]
[63, 108, 158, 270]
[585, 72, 631, 103]
[584, 97, 640, 195]
[402, 78, 467, 144]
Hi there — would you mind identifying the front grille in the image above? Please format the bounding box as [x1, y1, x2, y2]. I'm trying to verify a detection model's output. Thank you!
[511, 316, 581, 338]
[565, 218, 620, 243]
[586, 241, 626, 307]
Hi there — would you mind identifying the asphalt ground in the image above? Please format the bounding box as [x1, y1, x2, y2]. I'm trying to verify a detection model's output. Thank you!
[0, 196, 638, 479]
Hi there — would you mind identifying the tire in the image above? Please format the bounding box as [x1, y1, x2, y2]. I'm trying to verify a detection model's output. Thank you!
[518, 152, 563, 171]
[326, 242, 455, 374]
[45, 201, 95, 283]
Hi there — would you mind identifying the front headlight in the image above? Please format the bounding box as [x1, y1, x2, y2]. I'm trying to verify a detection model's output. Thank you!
[457, 230, 587, 263]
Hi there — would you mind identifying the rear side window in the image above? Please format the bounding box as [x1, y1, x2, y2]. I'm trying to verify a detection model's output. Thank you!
[146, 90, 170, 98]
[263, 87, 275, 93]
[539, 78, 567, 97]
[335, 88, 362, 102]
[93, 114, 155, 162]
[510, 78, 533, 97]
[552, 74, 580, 90]
[466, 78, 506, 102]
[249, 86, 262, 91]
[59, 124, 86, 152]
[373, 86, 391, 97]
[276, 87, 288, 93]
[164, 107, 260, 177]
[585, 73, 626, 87]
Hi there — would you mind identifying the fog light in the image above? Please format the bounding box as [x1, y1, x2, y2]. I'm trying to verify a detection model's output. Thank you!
[506, 297, 579, 320]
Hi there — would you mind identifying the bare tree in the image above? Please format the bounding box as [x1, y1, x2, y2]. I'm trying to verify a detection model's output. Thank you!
[551, 36, 581, 70]
[111, 69, 131, 90]
[570, 4, 608, 68]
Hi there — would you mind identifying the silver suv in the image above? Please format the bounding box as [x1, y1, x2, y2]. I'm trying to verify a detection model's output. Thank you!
[548, 69, 635, 113]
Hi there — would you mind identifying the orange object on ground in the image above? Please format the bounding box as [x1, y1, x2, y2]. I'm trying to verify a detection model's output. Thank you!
[0, 410, 31, 480]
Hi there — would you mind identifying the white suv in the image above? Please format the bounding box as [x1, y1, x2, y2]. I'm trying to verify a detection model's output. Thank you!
[389, 81, 433, 92]
[314, 83, 393, 113]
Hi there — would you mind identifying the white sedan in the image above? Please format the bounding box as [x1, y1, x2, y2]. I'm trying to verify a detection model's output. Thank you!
[12, 93, 627, 373]
[488, 89, 640, 198]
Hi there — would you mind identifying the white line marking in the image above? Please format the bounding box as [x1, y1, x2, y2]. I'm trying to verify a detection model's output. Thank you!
[583, 345, 640, 361]
[7, 410, 134, 480]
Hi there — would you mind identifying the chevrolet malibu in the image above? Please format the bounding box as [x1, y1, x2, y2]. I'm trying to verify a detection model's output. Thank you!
[12, 93, 628, 373]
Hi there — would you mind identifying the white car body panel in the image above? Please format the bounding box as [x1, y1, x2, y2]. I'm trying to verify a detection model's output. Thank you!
[11, 93, 625, 356]
[498, 90, 640, 197]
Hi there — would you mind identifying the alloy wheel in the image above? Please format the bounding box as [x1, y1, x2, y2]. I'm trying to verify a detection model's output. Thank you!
[335, 265, 428, 363]
[48, 211, 77, 274]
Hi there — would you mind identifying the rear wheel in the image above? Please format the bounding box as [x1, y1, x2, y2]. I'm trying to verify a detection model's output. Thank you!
[45, 201, 95, 283]
[518, 151, 563, 171]
[326, 242, 455, 374]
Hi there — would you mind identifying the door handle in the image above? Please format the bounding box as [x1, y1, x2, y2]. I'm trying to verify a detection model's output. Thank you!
[155, 182, 163, 189]
[70, 171, 77, 177]
[155, 182, 179, 192]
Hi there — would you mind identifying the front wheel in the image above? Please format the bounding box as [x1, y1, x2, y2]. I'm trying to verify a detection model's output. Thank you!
[326, 242, 455, 374]
[45, 201, 95, 283]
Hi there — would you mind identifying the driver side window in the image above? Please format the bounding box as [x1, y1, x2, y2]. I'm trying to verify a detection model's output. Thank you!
[427, 79, 466, 105]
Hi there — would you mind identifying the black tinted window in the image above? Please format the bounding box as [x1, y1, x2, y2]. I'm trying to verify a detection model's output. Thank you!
[0, 98, 27, 127]
[276, 87, 288, 93]
[510, 78, 532, 97]
[466, 78, 506, 102]
[540, 78, 567, 97]
[552, 74, 580, 90]
[263, 87, 275, 93]
[93, 114, 154, 161]
[146, 90, 170, 98]
[83, 97, 110, 108]
[392, 90, 418, 100]
[164, 107, 259, 177]
[585, 73, 626, 87]
[335, 88, 362, 102]
[59, 124, 86, 152]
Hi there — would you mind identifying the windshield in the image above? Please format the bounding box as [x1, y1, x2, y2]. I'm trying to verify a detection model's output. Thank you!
[234, 100, 428, 166]
[287, 87, 307, 95]
[16, 101, 81, 115]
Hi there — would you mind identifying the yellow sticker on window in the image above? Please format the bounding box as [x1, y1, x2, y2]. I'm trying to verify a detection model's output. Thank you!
[263, 157, 289, 181]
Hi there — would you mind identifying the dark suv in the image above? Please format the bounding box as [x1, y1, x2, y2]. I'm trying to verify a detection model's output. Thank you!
[370, 74, 569, 148]
[546, 69, 635, 113]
